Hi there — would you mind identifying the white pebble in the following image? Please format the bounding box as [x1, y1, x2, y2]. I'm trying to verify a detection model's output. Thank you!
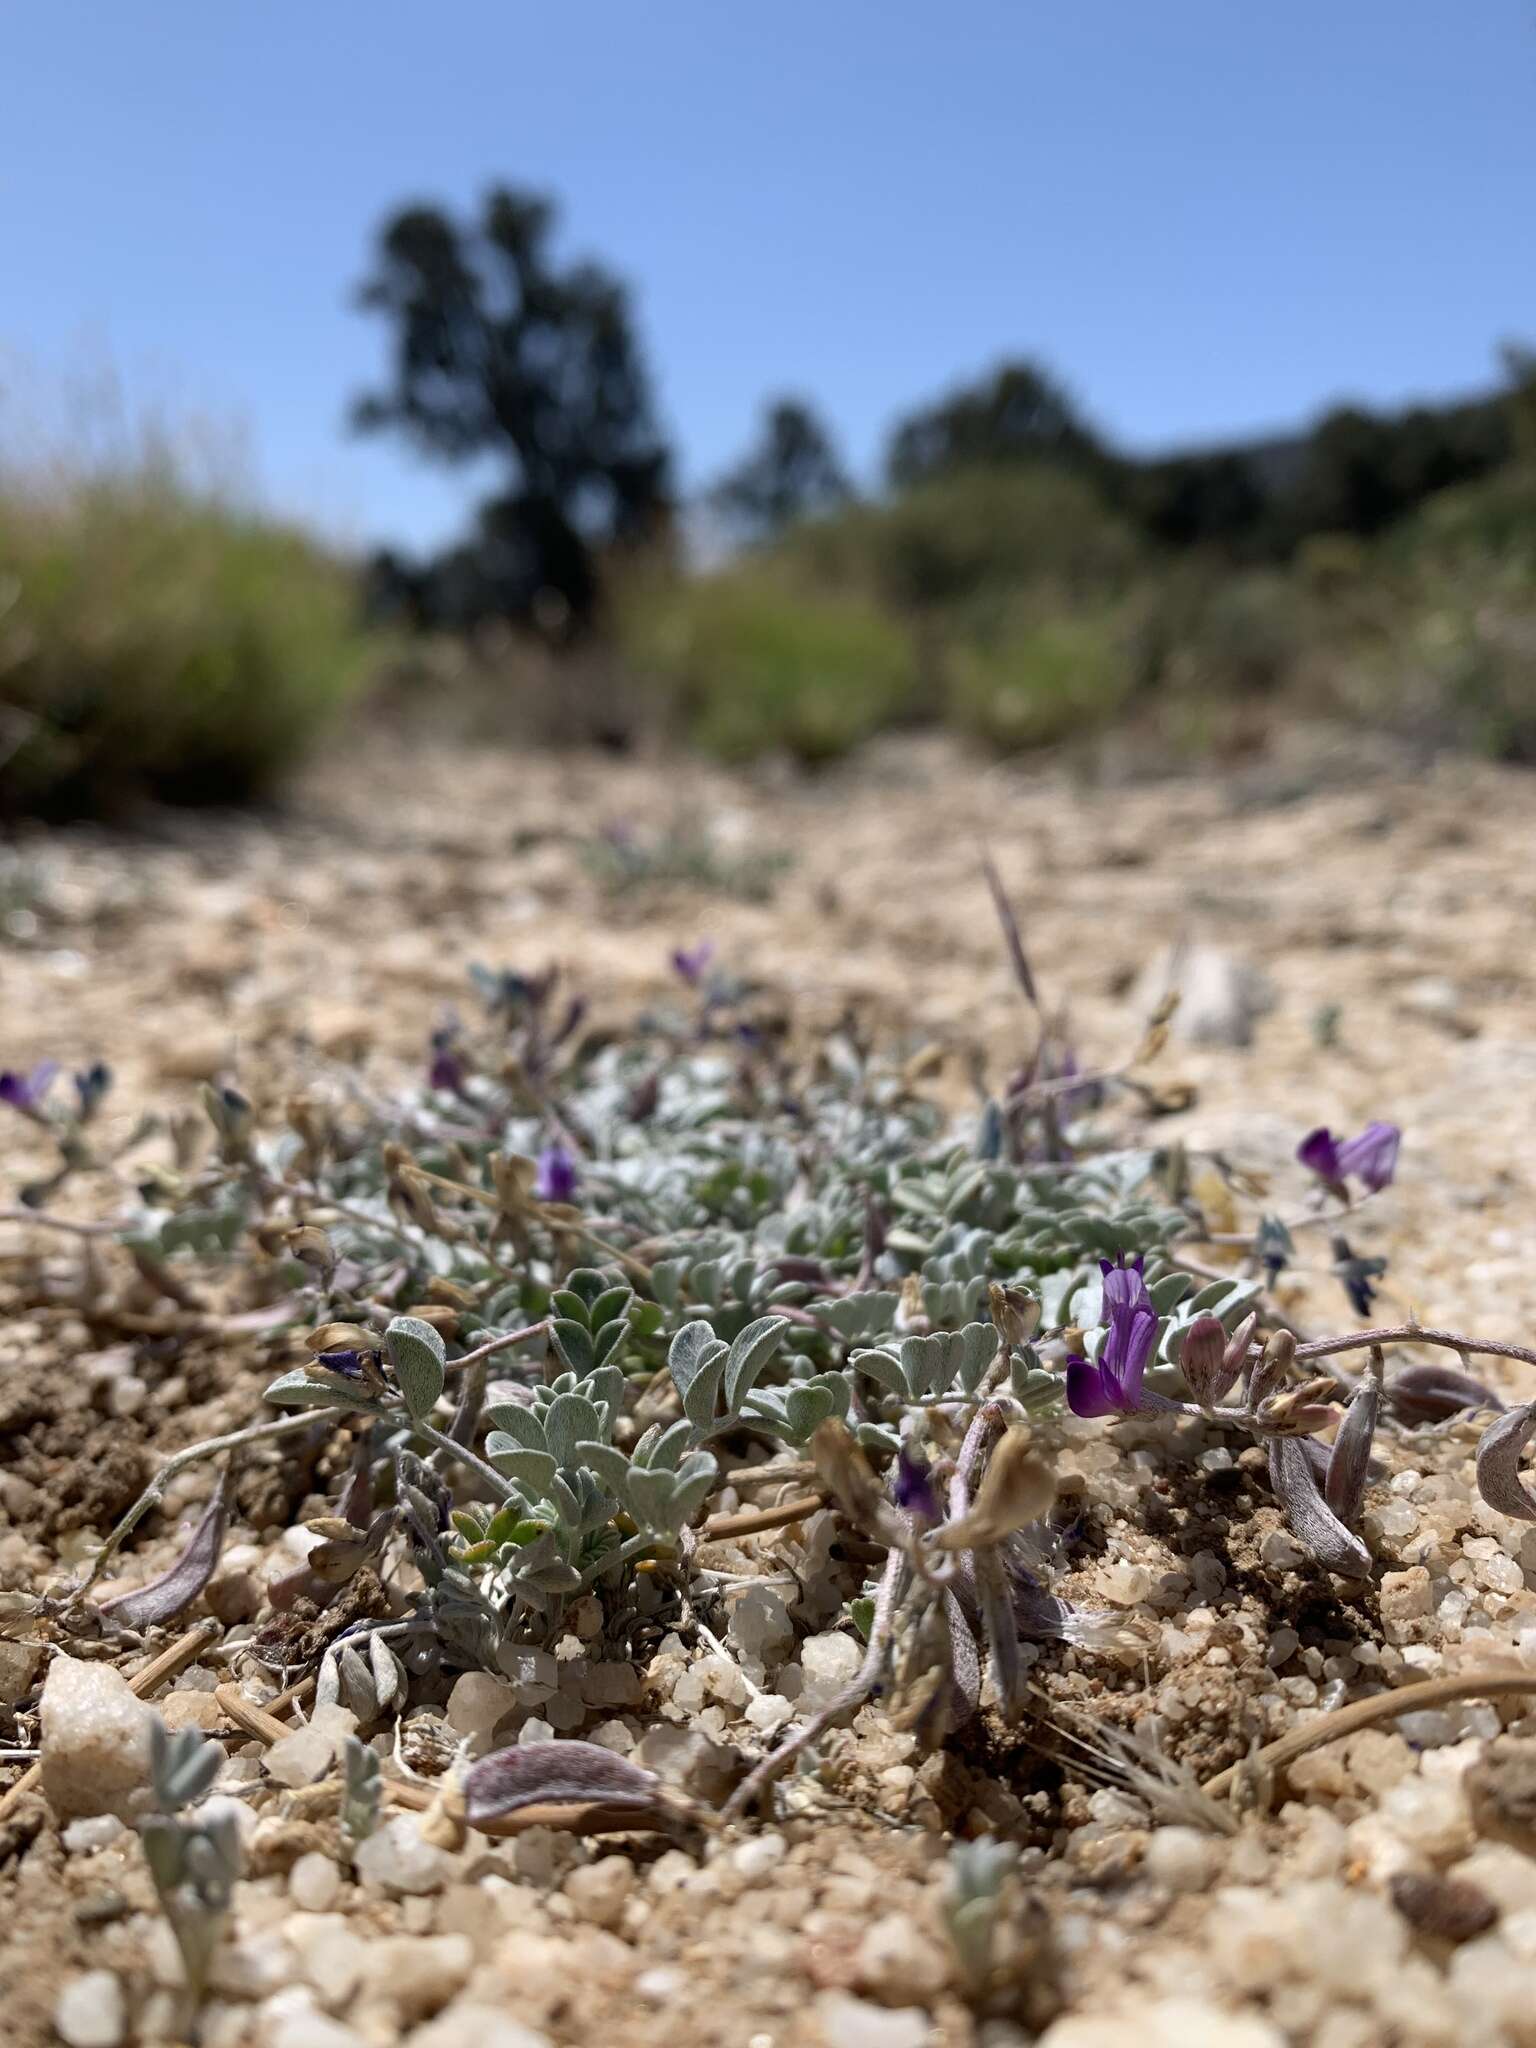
[54, 1971, 126, 2048]
[40, 1656, 154, 1823]
[797, 1631, 863, 1709]
[289, 1851, 342, 1912]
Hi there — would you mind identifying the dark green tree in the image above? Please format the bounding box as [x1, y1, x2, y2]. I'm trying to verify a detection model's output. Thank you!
[711, 397, 851, 542]
[353, 187, 672, 630]
[885, 360, 1102, 490]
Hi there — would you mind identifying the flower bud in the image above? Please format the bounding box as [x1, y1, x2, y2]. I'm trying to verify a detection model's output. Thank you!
[1179, 1314, 1238, 1406]
[1246, 1328, 1295, 1408]
[988, 1281, 1040, 1352]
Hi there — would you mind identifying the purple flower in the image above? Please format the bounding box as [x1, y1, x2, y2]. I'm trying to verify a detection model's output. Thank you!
[894, 1444, 942, 1524]
[1066, 1254, 1158, 1418]
[1335, 1121, 1400, 1193]
[315, 1348, 367, 1380]
[0, 1060, 59, 1120]
[534, 1143, 580, 1204]
[1298, 1120, 1401, 1194]
[670, 940, 715, 987]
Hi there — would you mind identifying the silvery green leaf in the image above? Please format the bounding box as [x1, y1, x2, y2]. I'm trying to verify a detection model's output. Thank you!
[900, 1333, 946, 1399]
[626, 1464, 683, 1531]
[384, 1316, 446, 1418]
[783, 1384, 838, 1440]
[1147, 1272, 1193, 1313]
[550, 1290, 592, 1328]
[484, 1402, 546, 1451]
[644, 1418, 693, 1472]
[725, 1315, 788, 1412]
[547, 1471, 583, 1527]
[565, 1268, 610, 1309]
[485, 1435, 557, 1492]
[592, 1320, 627, 1367]
[577, 1442, 633, 1495]
[551, 1318, 596, 1373]
[587, 1365, 626, 1430]
[150, 1719, 224, 1812]
[957, 1321, 1000, 1394]
[543, 1392, 602, 1467]
[589, 1285, 633, 1331]
[651, 1259, 685, 1308]
[670, 1453, 718, 1522]
[851, 1347, 908, 1397]
[264, 1368, 384, 1414]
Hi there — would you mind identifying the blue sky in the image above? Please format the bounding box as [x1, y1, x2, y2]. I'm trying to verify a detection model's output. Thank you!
[7, 3, 1534, 552]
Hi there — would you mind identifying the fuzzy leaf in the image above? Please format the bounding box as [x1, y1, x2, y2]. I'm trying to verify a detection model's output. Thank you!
[483, 1402, 546, 1452]
[543, 1393, 603, 1469]
[264, 1368, 384, 1414]
[485, 1435, 557, 1493]
[551, 1318, 596, 1373]
[725, 1314, 788, 1412]
[384, 1316, 446, 1418]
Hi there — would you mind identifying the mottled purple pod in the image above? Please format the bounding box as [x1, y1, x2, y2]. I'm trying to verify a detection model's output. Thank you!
[1268, 1435, 1371, 1578]
[1387, 1362, 1503, 1426]
[462, 1740, 665, 1830]
[1475, 1402, 1536, 1523]
[1179, 1314, 1238, 1406]
[1324, 1349, 1382, 1529]
[99, 1468, 231, 1629]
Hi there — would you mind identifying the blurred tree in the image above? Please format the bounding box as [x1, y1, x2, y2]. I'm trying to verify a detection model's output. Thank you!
[885, 360, 1102, 489]
[710, 397, 851, 542]
[353, 187, 672, 631]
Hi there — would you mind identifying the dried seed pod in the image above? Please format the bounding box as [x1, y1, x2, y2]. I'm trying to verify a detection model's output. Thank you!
[936, 1427, 1054, 1551]
[462, 1740, 665, 1829]
[1267, 1434, 1371, 1578]
[1476, 1401, 1536, 1522]
[1324, 1347, 1382, 1528]
[1387, 1361, 1502, 1425]
[100, 1468, 232, 1629]
[1247, 1328, 1296, 1408]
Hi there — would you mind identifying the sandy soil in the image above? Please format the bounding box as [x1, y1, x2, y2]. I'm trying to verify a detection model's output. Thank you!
[4, 728, 1536, 2048]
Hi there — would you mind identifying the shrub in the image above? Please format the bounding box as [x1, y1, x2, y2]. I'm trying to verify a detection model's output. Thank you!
[943, 611, 1131, 751]
[0, 470, 374, 817]
[784, 466, 1144, 614]
[617, 567, 918, 762]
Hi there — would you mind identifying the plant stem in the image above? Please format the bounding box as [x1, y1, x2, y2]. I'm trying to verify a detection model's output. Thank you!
[721, 1546, 907, 1822]
[1204, 1666, 1536, 1801]
[1294, 1325, 1536, 1372]
[71, 1411, 344, 1601]
[410, 1419, 518, 1502]
[447, 1319, 551, 1375]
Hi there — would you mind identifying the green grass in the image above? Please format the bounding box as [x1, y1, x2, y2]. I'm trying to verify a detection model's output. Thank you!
[0, 467, 375, 817]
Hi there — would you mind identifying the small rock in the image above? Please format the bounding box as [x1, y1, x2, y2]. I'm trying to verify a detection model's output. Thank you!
[265, 2013, 372, 2048]
[54, 1970, 127, 2048]
[1134, 945, 1275, 1049]
[266, 1705, 357, 1789]
[371, 1934, 473, 2020]
[289, 1851, 342, 1913]
[62, 1815, 128, 1854]
[813, 1990, 931, 2048]
[40, 1654, 154, 1822]
[798, 1632, 863, 1711]
[1037, 2000, 1284, 2048]
[162, 1689, 224, 1734]
[205, 1571, 261, 1626]
[578, 1662, 644, 1707]
[1390, 1869, 1498, 1943]
[0, 1637, 44, 1706]
[564, 1855, 635, 1929]
[730, 1832, 787, 1881]
[855, 1913, 951, 2004]
[1143, 1826, 1216, 1893]
[353, 1814, 452, 1896]
[285, 1914, 370, 2009]
[1259, 1529, 1305, 1571]
[406, 2005, 553, 2048]
[446, 1671, 519, 1748]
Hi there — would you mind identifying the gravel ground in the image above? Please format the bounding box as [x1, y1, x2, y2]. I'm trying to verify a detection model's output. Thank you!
[4, 728, 1536, 2048]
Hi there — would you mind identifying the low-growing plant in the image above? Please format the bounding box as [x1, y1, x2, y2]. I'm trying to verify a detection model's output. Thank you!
[16, 887, 1536, 1831]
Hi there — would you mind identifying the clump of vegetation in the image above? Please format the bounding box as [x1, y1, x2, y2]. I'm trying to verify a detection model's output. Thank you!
[0, 462, 374, 818]
[618, 565, 918, 762]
